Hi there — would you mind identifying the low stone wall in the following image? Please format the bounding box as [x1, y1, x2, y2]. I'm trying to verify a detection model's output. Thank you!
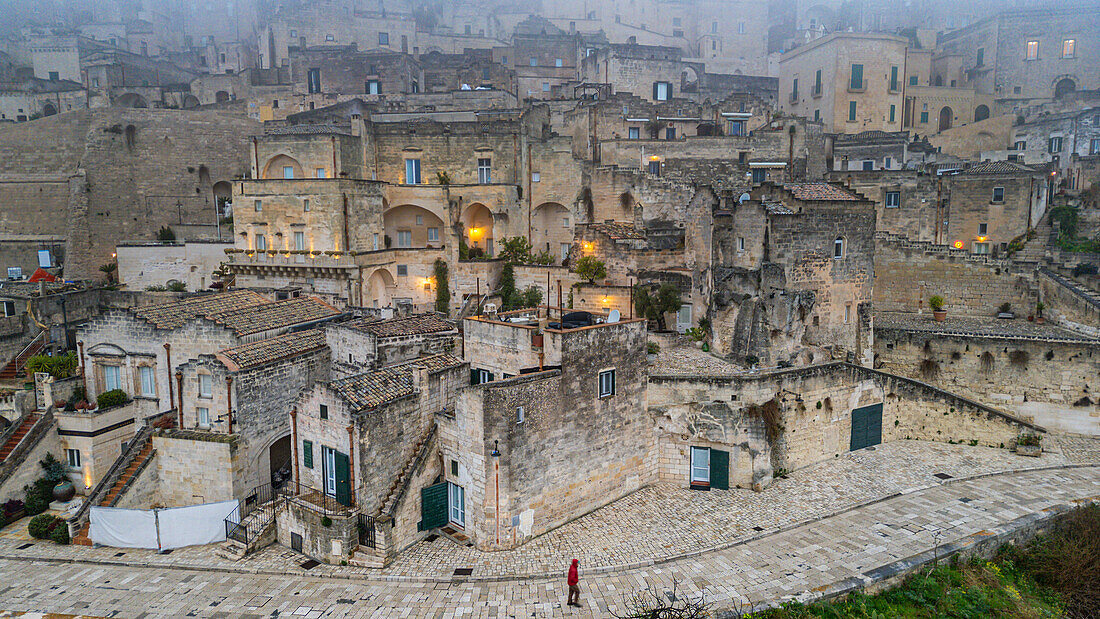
[154, 431, 243, 507]
[0, 413, 60, 502]
[1039, 268, 1100, 336]
[276, 498, 357, 564]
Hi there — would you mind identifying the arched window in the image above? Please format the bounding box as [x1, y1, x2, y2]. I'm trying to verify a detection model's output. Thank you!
[833, 236, 845, 258]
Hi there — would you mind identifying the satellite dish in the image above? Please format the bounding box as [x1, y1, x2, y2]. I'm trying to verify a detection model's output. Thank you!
[607, 309, 620, 323]
[738, 192, 750, 203]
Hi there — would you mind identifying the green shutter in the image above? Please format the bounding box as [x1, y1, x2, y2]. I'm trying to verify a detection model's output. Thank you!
[303, 440, 313, 468]
[470, 368, 479, 385]
[850, 64, 863, 89]
[334, 451, 351, 507]
[418, 481, 448, 531]
[709, 449, 729, 490]
[890, 66, 898, 91]
[849, 101, 857, 121]
[850, 404, 883, 451]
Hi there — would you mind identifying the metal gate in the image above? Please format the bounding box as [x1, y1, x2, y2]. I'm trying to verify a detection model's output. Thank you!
[358, 514, 376, 549]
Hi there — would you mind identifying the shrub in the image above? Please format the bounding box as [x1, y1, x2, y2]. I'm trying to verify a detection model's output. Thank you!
[321, 516, 332, 527]
[2, 498, 23, 516]
[998, 302, 1012, 314]
[40, 453, 67, 483]
[1018, 433, 1042, 447]
[573, 256, 607, 282]
[28, 513, 54, 539]
[929, 295, 945, 311]
[25, 352, 78, 380]
[24, 482, 50, 516]
[433, 258, 450, 315]
[156, 226, 176, 242]
[646, 342, 660, 355]
[96, 389, 128, 409]
[498, 236, 534, 265]
[166, 281, 187, 292]
[50, 522, 70, 544]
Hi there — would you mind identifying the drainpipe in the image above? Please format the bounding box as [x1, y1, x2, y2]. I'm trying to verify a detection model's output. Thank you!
[175, 371, 184, 428]
[163, 343, 173, 415]
[224, 375, 233, 433]
[346, 424, 355, 507]
[77, 340, 86, 399]
[291, 408, 300, 495]
[341, 194, 350, 253]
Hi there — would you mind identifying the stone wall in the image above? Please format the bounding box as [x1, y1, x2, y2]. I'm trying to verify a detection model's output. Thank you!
[116, 241, 232, 292]
[0, 416, 61, 503]
[1039, 269, 1100, 336]
[114, 452, 160, 509]
[277, 497, 357, 564]
[153, 432, 243, 507]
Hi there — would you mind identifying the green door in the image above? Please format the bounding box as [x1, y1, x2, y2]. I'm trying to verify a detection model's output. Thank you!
[418, 481, 448, 531]
[850, 403, 883, 451]
[334, 451, 351, 507]
[709, 448, 729, 490]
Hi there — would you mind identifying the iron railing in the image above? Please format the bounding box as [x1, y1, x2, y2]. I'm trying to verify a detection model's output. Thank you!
[292, 483, 354, 518]
[224, 482, 288, 545]
[358, 513, 376, 548]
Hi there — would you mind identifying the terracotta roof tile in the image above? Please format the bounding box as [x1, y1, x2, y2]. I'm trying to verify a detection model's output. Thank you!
[961, 160, 1037, 175]
[132, 290, 269, 330]
[344, 313, 456, 338]
[784, 182, 862, 201]
[217, 329, 328, 370]
[329, 353, 463, 412]
[209, 296, 341, 336]
[590, 221, 645, 240]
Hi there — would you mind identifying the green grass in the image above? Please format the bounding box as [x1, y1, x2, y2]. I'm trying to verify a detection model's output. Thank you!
[755, 555, 1063, 618]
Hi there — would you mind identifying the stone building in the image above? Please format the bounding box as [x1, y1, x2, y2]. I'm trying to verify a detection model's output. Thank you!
[831, 131, 909, 171]
[940, 161, 1047, 254]
[325, 313, 458, 378]
[1010, 103, 1100, 191]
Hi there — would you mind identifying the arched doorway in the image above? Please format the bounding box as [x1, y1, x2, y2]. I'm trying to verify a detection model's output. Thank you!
[461, 203, 494, 256]
[383, 204, 445, 248]
[366, 268, 396, 308]
[262, 154, 303, 179]
[41, 102, 57, 116]
[532, 202, 572, 264]
[1055, 78, 1077, 99]
[117, 93, 148, 108]
[938, 106, 953, 132]
[973, 104, 990, 122]
[182, 94, 200, 109]
[268, 435, 291, 487]
[213, 181, 232, 219]
[215, 90, 231, 103]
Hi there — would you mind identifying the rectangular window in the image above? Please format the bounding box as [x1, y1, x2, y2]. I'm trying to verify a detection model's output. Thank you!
[973, 242, 991, 255]
[751, 168, 767, 183]
[653, 81, 670, 101]
[727, 120, 744, 136]
[673, 29, 683, 38]
[303, 440, 313, 468]
[1063, 39, 1075, 58]
[139, 366, 155, 397]
[862, 160, 874, 171]
[889, 104, 896, 123]
[405, 159, 421, 184]
[814, 109, 820, 121]
[1049, 137, 1063, 153]
[1091, 138, 1100, 155]
[690, 446, 710, 484]
[1015, 140, 1027, 150]
[516, 406, 524, 423]
[448, 482, 465, 527]
[307, 68, 321, 93]
[648, 160, 661, 175]
[844, 304, 851, 324]
[282, 166, 294, 179]
[104, 365, 121, 391]
[254, 199, 262, 212]
[294, 231, 305, 250]
[560, 243, 571, 261]
[199, 374, 212, 398]
[738, 237, 745, 251]
[598, 369, 615, 398]
[848, 101, 857, 121]
[542, 82, 550, 92]
[304, 199, 311, 212]
[978, 223, 988, 235]
[477, 158, 492, 183]
[885, 157, 893, 168]
[529, 57, 537, 66]
[885, 191, 900, 208]
[791, 78, 798, 101]
[628, 127, 639, 139]
[890, 66, 899, 91]
[555, 58, 562, 67]
[850, 64, 863, 89]
[197, 407, 210, 427]
[373, 233, 379, 250]
[738, 21, 746, 33]
[976, 47, 985, 66]
[397, 264, 408, 276]
[48, 71, 58, 81]
[920, 111, 929, 123]
[470, 368, 492, 385]
[910, 75, 919, 86]
[992, 187, 1005, 202]
[397, 230, 412, 247]
[379, 32, 389, 45]
[415, 214, 423, 225]
[427, 227, 439, 242]
[320, 404, 328, 420]
[814, 69, 822, 95]
[665, 127, 676, 140]
[67, 448, 80, 469]
[366, 80, 380, 94]
[255, 234, 266, 250]
[323, 446, 336, 496]
[2, 301, 13, 317]
[1026, 40, 1038, 60]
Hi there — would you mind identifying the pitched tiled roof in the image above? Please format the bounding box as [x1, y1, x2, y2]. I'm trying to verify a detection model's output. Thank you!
[590, 221, 645, 240]
[961, 161, 1037, 175]
[266, 124, 353, 136]
[785, 182, 862, 201]
[216, 329, 328, 370]
[329, 353, 463, 412]
[345, 313, 455, 338]
[132, 290, 268, 330]
[209, 296, 341, 336]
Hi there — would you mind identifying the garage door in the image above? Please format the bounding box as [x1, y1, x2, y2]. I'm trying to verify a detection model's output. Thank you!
[850, 403, 883, 451]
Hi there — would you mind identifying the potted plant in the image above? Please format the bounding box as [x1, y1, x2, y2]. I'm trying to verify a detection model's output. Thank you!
[997, 303, 1014, 319]
[646, 341, 659, 361]
[1035, 301, 1046, 324]
[930, 295, 947, 322]
[1016, 433, 1042, 457]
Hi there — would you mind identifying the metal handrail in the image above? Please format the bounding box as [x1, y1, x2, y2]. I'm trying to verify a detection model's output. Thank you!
[224, 482, 290, 545]
[67, 422, 155, 534]
[290, 482, 355, 517]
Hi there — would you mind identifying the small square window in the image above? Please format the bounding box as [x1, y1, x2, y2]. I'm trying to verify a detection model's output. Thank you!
[598, 369, 616, 398]
[885, 191, 900, 208]
[397, 264, 408, 277]
[66, 448, 81, 469]
[379, 32, 389, 46]
[978, 223, 988, 235]
[992, 187, 1005, 202]
[529, 57, 537, 66]
[531, 172, 541, 182]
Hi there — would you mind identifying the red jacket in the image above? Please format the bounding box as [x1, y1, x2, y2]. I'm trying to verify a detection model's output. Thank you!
[567, 560, 579, 585]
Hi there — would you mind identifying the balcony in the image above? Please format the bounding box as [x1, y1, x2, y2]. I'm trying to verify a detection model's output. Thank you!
[226, 249, 357, 274]
[788, 91, 799, 104]
[811, 85, 822, 98]
[847, 81, 866, 94]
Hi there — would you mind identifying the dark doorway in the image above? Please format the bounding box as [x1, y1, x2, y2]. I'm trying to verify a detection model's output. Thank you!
[1055, 78, 1077, 99]
[269, 434, 291, 486]
[974, 105, 990, 122]
[938, 106, 953, 132]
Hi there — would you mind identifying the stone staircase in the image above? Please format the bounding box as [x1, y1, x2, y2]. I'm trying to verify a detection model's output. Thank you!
[0, 331, 44, 381]
[0, 413, 39, 461]
[1015, 215, 1054, 263]
[72, 434, 156, 546]
[376, 424, 436, 518]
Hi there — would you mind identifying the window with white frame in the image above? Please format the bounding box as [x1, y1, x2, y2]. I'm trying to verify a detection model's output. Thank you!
[628, 127, 639, 139]
[516, 406, 525, 423]
[415, 214, 423, 225]
[197, 407, 210, 428]
[294, 231, 305, 250]
[255, 234, 266, 250]
[397, 230, 412, 247]
[1049, 137, 1063, 153]
[427, 227, 439, 242]
[690, 446, 710, 484]
[1026, 40, 1038, 60]
[139, 366, 155, 397]
[103, 365, 121, 391]
[653, 81, 671, 101]
[315, 168, 326, 178]
[598, 369, 615, 398]
[66, 448, 81, 469]
[477, 158, 492, 184]
[282, 166, 294, 179]
[405, 158, 421, 184]
[885, 191, 900, 208]
[1063, 39, 1075, 58]
[833, 236, 845, 259]
[992, 187, 1005, 203]
[199, 374, 212, 398]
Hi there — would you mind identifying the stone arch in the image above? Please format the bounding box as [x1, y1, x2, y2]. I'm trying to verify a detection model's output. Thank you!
[117, 92, 148, 108]
[41, 102, 57, 116]
[213, 180, 232, 217]
[383, 204, 445, 248]
[215, 90, 231, 103]
[532, 202, 572, 263]
[1054, 77, 1077, 99]
[938, 106, 953, 132]
[182, 94, 200, 109]
[461, 203, 494, 256]
[365, 268, 396, 308]
[973, 104, 990, 122]
[262, 154, 303, 179]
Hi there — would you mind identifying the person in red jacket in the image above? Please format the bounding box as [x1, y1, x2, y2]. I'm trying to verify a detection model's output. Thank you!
[567, 558, 581, 607]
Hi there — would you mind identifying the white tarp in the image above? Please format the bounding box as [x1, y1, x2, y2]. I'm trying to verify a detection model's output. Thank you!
[157, 500, 237, 549]
[88, 500, 239, 550]
[89, 506, 159, 549]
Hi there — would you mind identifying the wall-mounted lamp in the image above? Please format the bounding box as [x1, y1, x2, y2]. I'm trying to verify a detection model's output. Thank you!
[779, 389, 803, 403]
[490, 440, 500, 458]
